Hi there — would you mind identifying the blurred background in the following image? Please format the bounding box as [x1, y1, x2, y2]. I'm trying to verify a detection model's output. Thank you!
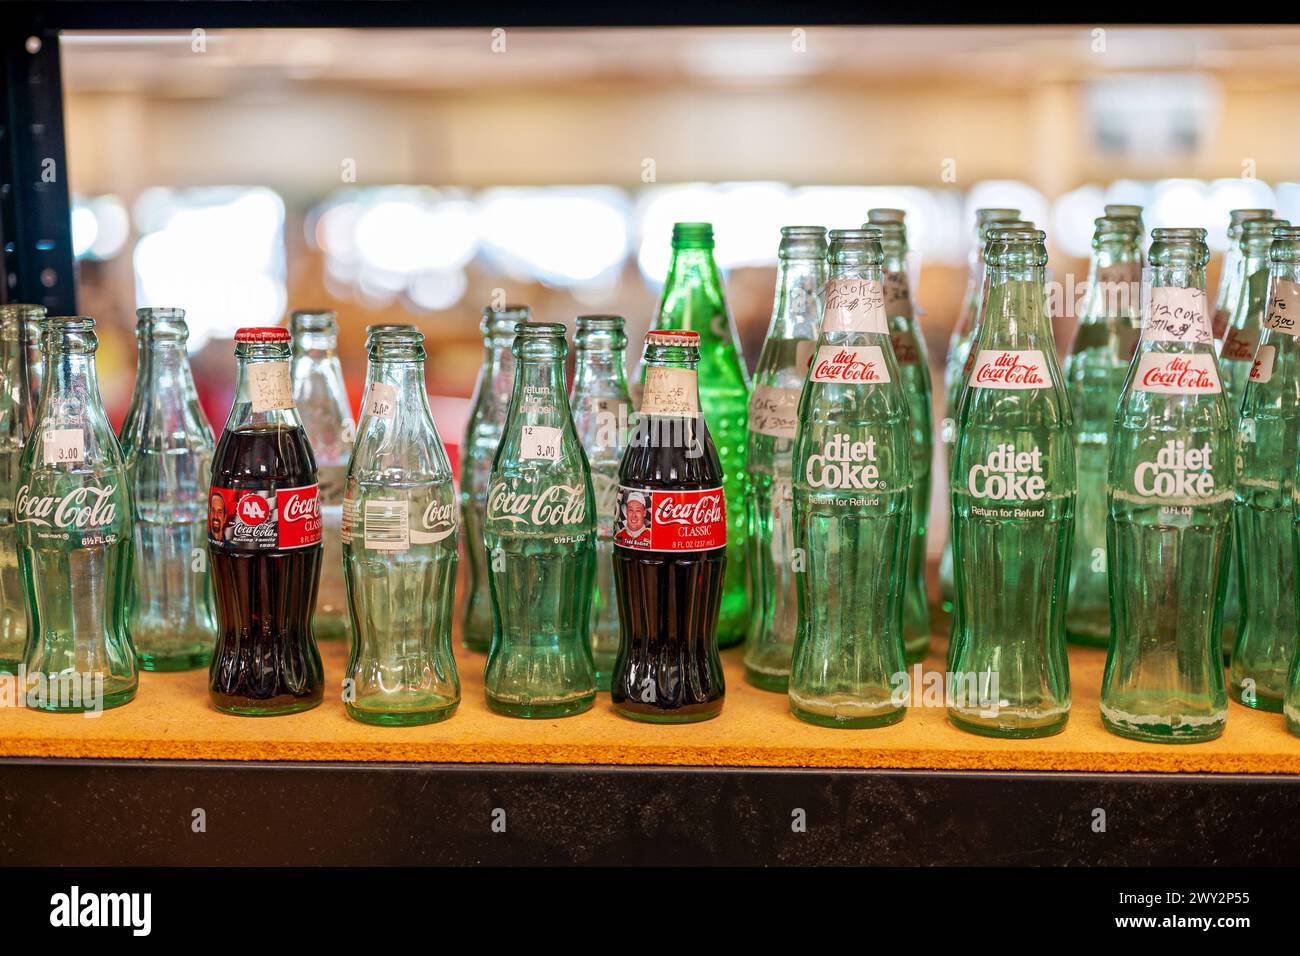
[58, 24, 1300, 546]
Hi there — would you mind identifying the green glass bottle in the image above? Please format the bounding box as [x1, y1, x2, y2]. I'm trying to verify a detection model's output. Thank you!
[1236, 226, 1300, 713]
[642, 222, 750, 647]
[1063, 217, 1143, 646]
[1212, 209, 1274, 343]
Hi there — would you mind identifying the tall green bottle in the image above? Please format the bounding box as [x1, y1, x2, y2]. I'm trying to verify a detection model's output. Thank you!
[643, 222, 751, 647]
[1212, 209, 1274, 343]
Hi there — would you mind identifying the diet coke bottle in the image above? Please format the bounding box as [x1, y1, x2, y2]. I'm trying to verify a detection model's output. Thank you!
[612, 329, 727, 723]
[208, 327, 324, 716]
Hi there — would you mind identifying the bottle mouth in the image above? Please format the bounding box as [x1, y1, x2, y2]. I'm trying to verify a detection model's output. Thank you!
[671, 221, 714, 248]
[1094, 216, 1141, 236]
[517, 321, 565, 337]
[0, 303, 47, 328]
[1103, 204, 1143, 219]
[366, 323, 416, 338]
[988, 227, 1045, 242]
[646, 329, 699, 346]
[370, 327, 424, 351]
[483, 305, 531, 320]
[289, 309, 337, 334]
[50, 315, 95, 332]
[866, 208, 906, 224]
[1229, 209, 1274, 226]
[779, 225, 826, 238]
[1151, 227, 1207, 241]
[575, 314, 625, 329]
[975, 208, 1021, 226]
[235, 327, 291, 344]
[1241, 218, 1289, 241]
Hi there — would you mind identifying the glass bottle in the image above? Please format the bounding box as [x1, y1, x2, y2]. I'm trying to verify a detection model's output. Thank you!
[569, 314, 631, 691]
[1234, 226, 1300, 712]
[642, 222, 750, 647]
[289, 308, 354, 642]
[1063, 217, 1143, 646]
[20, 304, 48, 423]
[343, 327, 460, 725]
[461, 305, 528, 652]
[118, 307, 217, 671]
[0, 305, 43, 671]
[949, 228, 1074, 738]
[19, 316, 137, 712]
[789, 228, 913, 728]
[483, 322, 596, 718]
[744, 225, 826, 691]
[1102, 228, 1232, 743]
[1213, 209, 1273, 343]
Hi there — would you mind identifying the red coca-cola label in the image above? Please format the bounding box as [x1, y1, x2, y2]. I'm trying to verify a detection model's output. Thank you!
[970, 349, 1050, 389]
[1133, 353, 1222, 394]
[208, 483, 322, 551]
[890, 331, 920, 365]
[1211, 307, 1231, 340]
[810, 345, 890, 384]
[613, 485, 726, 553]
[1219, 325, 1259, 362]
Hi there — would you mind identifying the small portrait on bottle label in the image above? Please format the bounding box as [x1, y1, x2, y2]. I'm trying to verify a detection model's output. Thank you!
[613, 489, 652, 549]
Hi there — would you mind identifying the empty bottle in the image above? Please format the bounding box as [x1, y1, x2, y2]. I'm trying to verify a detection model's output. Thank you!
[461, 305, 528, 652]
[0, 304, 42, 672]
[569, 314, 631, 691]
[1212, 209, 1273, 343]
[484, 322, 596, 718]
[939, 207, 1021, 610]
[118, 308, 217, 671]
[643, 222, 750, 647]
[789, 228, 912, 728]
[289, 309, 354, 642]
[744, 226, 826, 691]
[949, 228, 1074, 738]
[1102, 228, 1232, 743]
[875, 215, 932, 662]
[20, 304, 48, 421]
[1063, 217, 1143, 646]
[343, 327, 460, 725]
[1233, 226, 1300, 713]
[18, 316, 136, 712]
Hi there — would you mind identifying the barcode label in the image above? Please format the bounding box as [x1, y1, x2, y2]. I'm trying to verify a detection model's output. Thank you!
[363, 499, 409, 551]
[521, 425, 562, 462]
[43, 428, 84, 466]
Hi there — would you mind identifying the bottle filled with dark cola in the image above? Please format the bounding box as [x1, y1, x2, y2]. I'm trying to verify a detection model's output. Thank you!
[207, 327, 324, 716]
[612, 329, 726, 723]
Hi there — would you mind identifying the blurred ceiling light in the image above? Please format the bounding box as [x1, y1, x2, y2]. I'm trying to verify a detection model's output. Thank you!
[353, 193, 478, 275]
[1275, 183, 1300, 228]
[964, 181, 1050, 238]
[683, 34, 820, 84]
[1206, 178, 1277, 249]
[73, 194, 130, 261]
[71, 203, 98, 259]
[1051, 184, 1107, 258]
[407, 269, 469, 313]
[1085, 74, 1218, 161]
[711, 182, 793, 269]
[636, 184, 730, 284]
[1147, 179, 1213, 234]
[479, 187, 628, 287]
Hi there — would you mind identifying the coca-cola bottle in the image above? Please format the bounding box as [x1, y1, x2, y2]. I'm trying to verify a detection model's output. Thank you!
[643, 223, 750, 647]
[0, 304, 41, 672]
[461, 304, 528, 652]
[1234, 225, 1300, 713]
[1212, 209, 1273, 343]
[208, 327, 324, 716]
[342, 326, 460, 725]
[613, 329, 726, 722]
[1221, 218, 1289, 409]
[875, 215, 932, 661]
[289, 309, 354, 642]
[1063, 217, 1143, 646]
[1102, 228, 1232, 743]
[119, 308, 217, 671]
[569, 314, 631, 691]
[20, 303, 48, 421]
[949, 227, 1074, 738]
[939, 208, 1021, 610]
[484, 322, 596, 718]
[19, 316, 136, 712]
[744, 226, 826, 691]
[788, 228, 912, 728]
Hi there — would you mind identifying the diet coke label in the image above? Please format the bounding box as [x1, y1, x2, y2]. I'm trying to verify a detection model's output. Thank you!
[1220, 325, 1259, 363]
[810, 345, 891, 384]
[208, 483, 322, 551]
[822, 278, 888, 334]
[1133, 352, 1222, 394]
[967, 443, 1046, 502]
[1133, 439, 1217, 500]
[486, 481, 587, 527]
[969, 350, 1050, 390]
[1250, 344, 1276, 383]
[804, 433, 883, 491]
[613, 485, 726, 552]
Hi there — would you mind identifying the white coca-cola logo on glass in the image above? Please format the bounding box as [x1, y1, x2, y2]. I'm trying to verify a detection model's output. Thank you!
[487, 482, 587, 526]
[651, 492, 725, 527]
[1133, 353, 1222, 394]
[967, 444, 1046, 501]
[1133, 440, 1217, 499]
[15, 483, 119, 529]
[970, 350, 1050, 390]
[810, 345, 890, 384]
[805, 432, 882, 490]
[413, 499, 458, 543]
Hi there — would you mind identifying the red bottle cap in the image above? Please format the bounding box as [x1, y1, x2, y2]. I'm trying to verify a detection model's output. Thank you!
[235, 327, 291, 343]
[646, 329, 700, 345]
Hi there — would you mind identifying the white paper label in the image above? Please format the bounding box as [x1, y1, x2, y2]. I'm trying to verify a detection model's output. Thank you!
[748, 385, 801, 438]
[883, 271, 913, 319]
[363, 499, 410, 551]
[968, 350, 1051, 390]
[42, 427, 84, 466]
[809, 345, 891, 384]
[365, 383, 398, 420]
[1266, 279, 1300, 337]
[1145, 287, 1212, 345]
[521, 425, 562, 462]
[1133, 352, 1222, 394]
[1250, 344, 1275, 383]
[641, 366, 699, 416]
[1220, 325, 1260, 364]
[248, 362, 294, 412]
[822, 278, 888, 334]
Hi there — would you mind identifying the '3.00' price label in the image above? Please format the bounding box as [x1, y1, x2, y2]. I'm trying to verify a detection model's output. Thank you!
[521, 425, 562, 462]
[43, 428, 84, 466]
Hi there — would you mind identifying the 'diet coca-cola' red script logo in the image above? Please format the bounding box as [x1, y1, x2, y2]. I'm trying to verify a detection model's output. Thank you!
[971, 350, 1049, 389]
[1135, 354, 1221, 394]
[810, 345, 890, 384]
[614, 485, 726, 552]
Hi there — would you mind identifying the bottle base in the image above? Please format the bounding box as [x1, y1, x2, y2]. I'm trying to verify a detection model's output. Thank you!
[0, 656, 21, 675]
[1065, 629, 1109, 649]
[138, 649, 211, 672]
[1101, 716, 1225, 744]
[613, 701, 723, 723]
[947, 709, 1068, 739]
[743, 665, 790, 694]
[1231, 681, 1284, 713]
[211, 695, 323, 717]
[27, 682, 137, 713]
[346, 702, 459, 726]
[903, 642, 930, 666]
[486, 693, 595, 719]
[790, 702, 905, 730]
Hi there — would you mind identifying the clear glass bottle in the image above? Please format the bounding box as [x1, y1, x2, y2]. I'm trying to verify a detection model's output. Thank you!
[118, 308, 217, 671]
[1213, 209, 1273, 343]
[19, 317, 137, 712]
[1102, 228, 1232, 743]
[289, 308, 355, 642]
[789, 228, 913, 728]
[0, 305, 43, 671]
[949, 228, 1074, 739]
[343, 327, 460, 725]
[569, 314, 631, 691]
[1063, 217, 1143, 646]
[483, 322, 597, 718]
[21, 304, 48, 422]
[461, 305, 528, 652]
[744, 226, 826, 691]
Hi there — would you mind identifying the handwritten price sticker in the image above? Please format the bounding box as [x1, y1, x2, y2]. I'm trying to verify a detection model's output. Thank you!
[1146, 287, 1212, 344]
[521, 425, 562, 462]
[823, 278, 888, 334]
[1266, 279, 1300, 338]
[883, 271, 913, 319]
[641, 367, 699, 417]
[365, 383, 398, 420]
[248, 362, 293, 412]
[748, 385, 800, 439]
[42, 428, 84, 466]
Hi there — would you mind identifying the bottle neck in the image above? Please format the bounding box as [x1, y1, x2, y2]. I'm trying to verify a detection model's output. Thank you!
[513, 353, 569, 422]
[1081, 238, 1142, 324]
[978, 262, 1053, 347]
[137, 334, 198, 396]
[769, 255, 826, 338]
[661, 246, 727, 340]
[573, 345, 628, 394]
[230, 345, 303, 431]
